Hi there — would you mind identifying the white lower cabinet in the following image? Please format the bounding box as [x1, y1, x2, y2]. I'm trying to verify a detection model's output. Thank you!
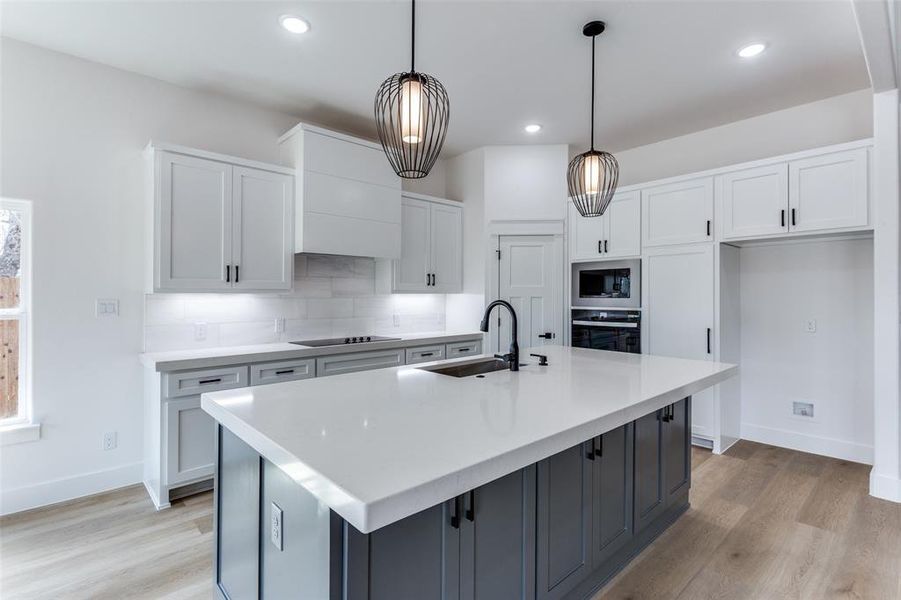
[165, 396, 216, 487]
[643, 244, 716, 442]
[316, 349, 406, 377]
[405, 345, 445, 365]
[446, 340, 482, 358]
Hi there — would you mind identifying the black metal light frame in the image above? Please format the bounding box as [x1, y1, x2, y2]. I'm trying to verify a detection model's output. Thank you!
[568, 21, 619, 218]
[374, 0, 449, 179]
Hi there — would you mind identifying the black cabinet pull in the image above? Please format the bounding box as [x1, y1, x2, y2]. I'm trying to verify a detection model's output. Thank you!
[595, 436, 603, 457]
[235, 265, 239, 283]
[598, 240, 602, 254]
[604, 240, 608, 253]
[707, 327, 712, 354]
[706, 220, 711, 236]
[465, 491, 475, 522]
[457, 347, 470, 352]
[426, 273, 431, 286]
[198, 378, 222, 385]
[450, 496, 460, 529]
[274, 369, 294, 375]
[586, 440, 596, 460]
[657, 409, 663, 421]
[420, 352, 434, 357]
[781, 209, 786, 227]
[226, 265, 230, 282]
[431, 273, 436, 286]
[791, 208, 797, 227]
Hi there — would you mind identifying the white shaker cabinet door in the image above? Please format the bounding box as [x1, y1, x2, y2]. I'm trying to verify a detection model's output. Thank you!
[720, 164, 788, 240]
[604, 190, 641, 257]
[165, 396, 216, 486]
[157, 152, 233, 291]
[393, 197, 432, 291]
[231, 166, 293, 291]
[788, 148, 868, 233]
[643, 244, 716, 440]
[568, 202, 606, 261]
[641, 178, 713, 247]
[430, 202, 463, 293]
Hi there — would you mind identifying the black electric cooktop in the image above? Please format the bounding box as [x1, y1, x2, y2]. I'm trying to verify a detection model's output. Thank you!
[290, 336, 401, 347]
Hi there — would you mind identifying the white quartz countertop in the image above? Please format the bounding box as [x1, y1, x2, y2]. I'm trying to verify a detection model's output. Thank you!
[201, 346, 737, 533]
[140, 331, 483, 372]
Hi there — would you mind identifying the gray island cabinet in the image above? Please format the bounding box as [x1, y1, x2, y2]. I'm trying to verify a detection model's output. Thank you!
[203, 346, 735, 600]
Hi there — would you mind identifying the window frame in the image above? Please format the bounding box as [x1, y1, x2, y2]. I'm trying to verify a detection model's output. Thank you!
[0, 198, 33, 431]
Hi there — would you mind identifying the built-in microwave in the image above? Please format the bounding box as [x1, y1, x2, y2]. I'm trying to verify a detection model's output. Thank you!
[571, 259, 641, 309]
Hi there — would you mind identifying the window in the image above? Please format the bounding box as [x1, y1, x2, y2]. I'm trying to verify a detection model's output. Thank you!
[0, 199, 31, 431]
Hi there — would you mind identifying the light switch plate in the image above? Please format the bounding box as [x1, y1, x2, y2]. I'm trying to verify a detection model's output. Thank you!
[270, 502, 283, 551]
[194, 322, 208, 341]
[95, 299, 119, 317]
[805, 319, 817, 333]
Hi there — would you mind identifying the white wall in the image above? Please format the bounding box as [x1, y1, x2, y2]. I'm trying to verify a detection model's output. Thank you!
[401, 158, 449, 198]
[611, 89, 873, 186]
[483, 145, 568, 223]
[739, 238, 874, 463]
[0, 39, 304, 513]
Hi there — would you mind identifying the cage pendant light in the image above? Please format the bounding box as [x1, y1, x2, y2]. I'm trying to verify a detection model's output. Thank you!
[568, 21, 619, 217]
[374, 0, 449, 179]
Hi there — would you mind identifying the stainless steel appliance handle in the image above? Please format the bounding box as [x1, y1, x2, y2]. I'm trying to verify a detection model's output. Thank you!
[572, 320, 639, 328]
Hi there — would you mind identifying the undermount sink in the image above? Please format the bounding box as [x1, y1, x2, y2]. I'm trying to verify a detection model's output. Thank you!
[419, 357, 510, 378]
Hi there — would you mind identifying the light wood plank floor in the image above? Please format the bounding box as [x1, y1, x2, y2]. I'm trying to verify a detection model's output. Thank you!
[2, 441, 899, 599]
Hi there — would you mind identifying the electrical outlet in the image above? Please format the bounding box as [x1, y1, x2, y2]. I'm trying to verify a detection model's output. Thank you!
[270, 503, 283, 551]
[274, 317, 286, 334]
[95, 299, 119, 317]
[393, 314, 400, 327]
[102, 431, 118, 451]
[805, 319, 817, 333]
[194, 322, 208, 341]
[793, 401, 814, 418]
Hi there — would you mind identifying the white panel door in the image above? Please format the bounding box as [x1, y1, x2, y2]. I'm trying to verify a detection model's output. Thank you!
[568, 202, 606, 261]
[643, 244, 716, 440]
[498, 235, 561, 354]
[788, 148, 868, 233]
[393, 197, 432, 291]
[604, 190, 641, 257]
[430, 202, 463, 292]
[157, 152, 232, 291]
[231, 166, 293, 290]
[720, 164, 788, 240]
[642, 177, 714, 247]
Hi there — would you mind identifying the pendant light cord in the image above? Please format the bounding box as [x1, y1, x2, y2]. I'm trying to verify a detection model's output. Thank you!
[411, 0, 416, 73]
[590, 34, 595, 151]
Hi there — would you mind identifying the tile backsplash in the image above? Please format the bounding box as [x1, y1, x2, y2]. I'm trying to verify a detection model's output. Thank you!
[144, 254, 447, 352]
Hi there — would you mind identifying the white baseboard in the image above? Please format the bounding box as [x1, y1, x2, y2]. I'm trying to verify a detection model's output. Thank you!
[870, 471, 901, 503]
[741, 423, 874, 465]
[0, 461, 143, 516]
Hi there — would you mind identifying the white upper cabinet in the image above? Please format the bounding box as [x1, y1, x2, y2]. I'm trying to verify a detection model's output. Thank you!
[280, 124, 402, 259]
[568, 190, 640, 261]
[150, 145, 294, 293]
[719, 164, 788, 240]
[788, 148, 868, 233]
[641, 177, 714, 247]
[392, 194, 463, 293]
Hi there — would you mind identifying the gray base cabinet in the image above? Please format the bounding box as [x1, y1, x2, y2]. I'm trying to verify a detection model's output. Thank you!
[213, 399, 692, 600]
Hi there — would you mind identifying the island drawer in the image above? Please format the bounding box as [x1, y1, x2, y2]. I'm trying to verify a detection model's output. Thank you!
[250, 359, 315, 386]
[405, 345, 445, 365]
[164, 366, 249, 398]
[446, 340, 482, 358]
[316, 348, 405, 377]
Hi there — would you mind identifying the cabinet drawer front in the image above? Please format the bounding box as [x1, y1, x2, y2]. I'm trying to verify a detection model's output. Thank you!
[164, 396, 215, 486]
[304, 171, 400, 224]
[315, 349, 405, 377]
[250, 359, 315, 386]
[303, 130, 399, 189]
[165, 366, 249, 398]
[405, 345, 445, 365]
[446, 340, 482, 358]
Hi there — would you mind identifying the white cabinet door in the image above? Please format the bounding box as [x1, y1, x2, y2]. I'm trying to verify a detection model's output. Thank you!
[393, 197, 432, 291]
[165, 396, 216, 486]
[430, 202, 463, 292]
[157, 152, 232, 291]
[788, 148, 868, 233]
[720, 164, 788, 240]
[232, 166, 293, 291]
[642, 178, 713, 247]
[568, 202, 606, 261]
[643, 244, 716, 440]
[604, 191, 641, 257]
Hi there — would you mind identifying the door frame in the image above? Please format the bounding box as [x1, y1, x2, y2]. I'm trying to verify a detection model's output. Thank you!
[486, 221, 565, 354]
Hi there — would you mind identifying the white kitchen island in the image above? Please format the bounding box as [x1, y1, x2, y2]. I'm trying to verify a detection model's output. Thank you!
[203, 346, 736, 600]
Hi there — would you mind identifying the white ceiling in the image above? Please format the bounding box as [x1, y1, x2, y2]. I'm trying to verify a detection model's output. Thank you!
[1, 1, 870, 155]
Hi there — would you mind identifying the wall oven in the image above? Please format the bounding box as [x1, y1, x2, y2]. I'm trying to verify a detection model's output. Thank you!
[571, 309, 641, 354]
[571, 259, 640, 309]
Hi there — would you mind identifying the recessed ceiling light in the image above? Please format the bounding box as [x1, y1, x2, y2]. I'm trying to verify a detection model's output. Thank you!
[737, 42, 766, 58]
[524, 124, 542, 134]
[280, 15, 310, 34]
